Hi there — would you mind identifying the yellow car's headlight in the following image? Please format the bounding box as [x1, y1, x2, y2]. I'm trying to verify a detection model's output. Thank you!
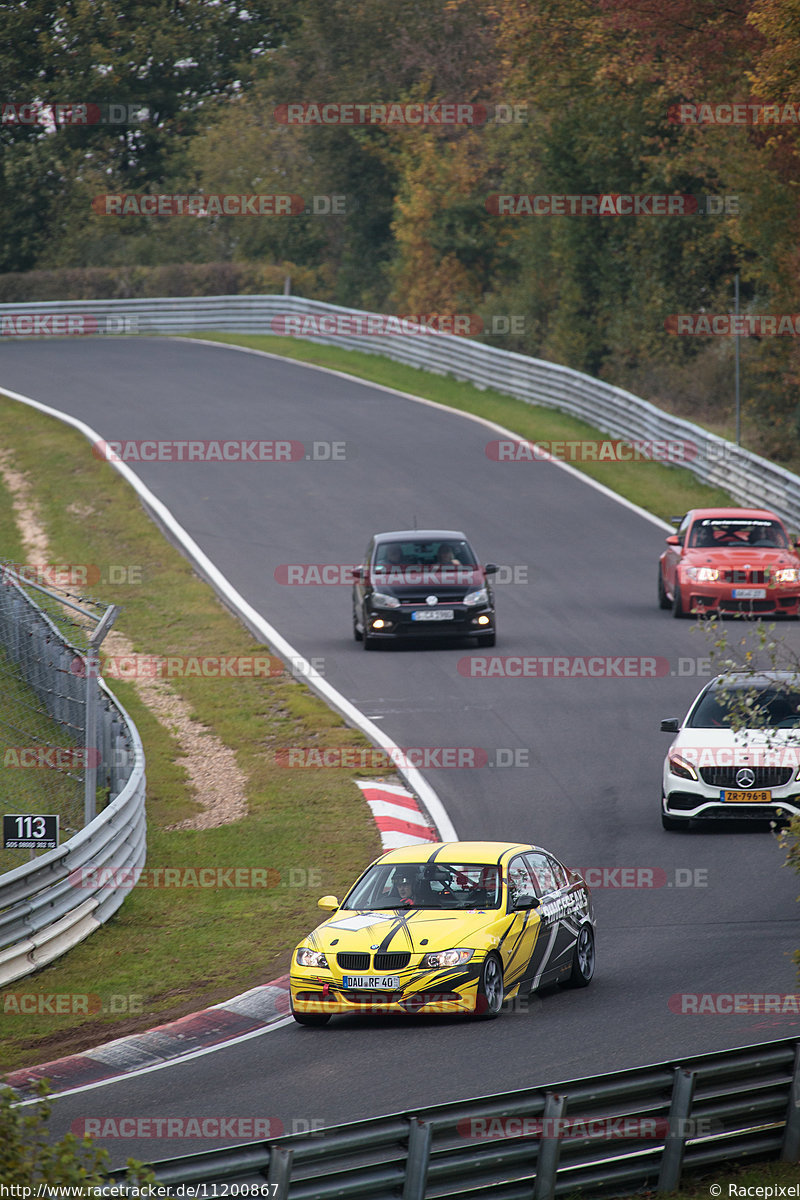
[421, 948, 474, 968]
[296, 947, 329, 968]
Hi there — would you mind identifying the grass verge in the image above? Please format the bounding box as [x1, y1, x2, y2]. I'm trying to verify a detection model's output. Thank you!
[0, 392, 382, 1073]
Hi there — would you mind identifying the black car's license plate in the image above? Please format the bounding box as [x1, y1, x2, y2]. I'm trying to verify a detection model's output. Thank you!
[411, 610, 454, 621]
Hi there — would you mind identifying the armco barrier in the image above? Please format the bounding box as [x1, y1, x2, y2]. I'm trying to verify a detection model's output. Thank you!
[118, 1037, 800, 1196]
[2, 293, 799, 524]
[0, 575, 145, 986]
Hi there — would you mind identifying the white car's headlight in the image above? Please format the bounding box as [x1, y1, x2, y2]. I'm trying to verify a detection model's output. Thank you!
[295, 947, 329, 968]
[668, 752, 699, 781]
[775, 568, 800, 583]
[371, 592, 400, 609]
[463, 588, 488, 607]
[421, 948, 474, 968]
[684, 566, 719, 583]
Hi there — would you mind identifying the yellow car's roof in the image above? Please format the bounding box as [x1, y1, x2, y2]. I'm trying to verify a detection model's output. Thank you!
[374, 841, 538, 867]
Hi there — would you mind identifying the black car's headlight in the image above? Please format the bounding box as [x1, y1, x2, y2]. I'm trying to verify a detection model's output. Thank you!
[421, 948, 474, 968]
[295, 947, 329, 968]
[463, 588, 488, 607]
[371, 592, 400, 609]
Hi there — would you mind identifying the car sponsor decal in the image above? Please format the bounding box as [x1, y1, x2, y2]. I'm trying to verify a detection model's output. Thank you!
[529, 923, 561, 989]
[537, 892, 586, 921]
[324, 913, 396, 931]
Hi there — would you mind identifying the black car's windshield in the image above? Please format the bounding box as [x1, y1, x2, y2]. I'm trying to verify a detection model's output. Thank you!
[372, 540, 479, 570]
[688, 518, 789, 549]
[344, 863, 502, 910]
[689, 680, 800, 729]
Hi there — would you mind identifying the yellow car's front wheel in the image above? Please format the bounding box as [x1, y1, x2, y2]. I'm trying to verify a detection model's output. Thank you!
[475, 953, 504, 1019]
[292, 999, 331, 1027]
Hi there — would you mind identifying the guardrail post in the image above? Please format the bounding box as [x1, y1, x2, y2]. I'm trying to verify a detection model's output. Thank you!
[657, 1068, 696, 1192]
[533, 1092, 567, 1200]
[781, 1042, 800, 1161]
[403, 1117, 432, 1200]
[267, 1145, 293, 1197]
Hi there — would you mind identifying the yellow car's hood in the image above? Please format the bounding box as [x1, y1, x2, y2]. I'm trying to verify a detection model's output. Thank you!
[309, 907, 503, 953]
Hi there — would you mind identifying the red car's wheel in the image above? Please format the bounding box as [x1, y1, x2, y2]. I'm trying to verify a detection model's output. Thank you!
[672, 583, 687, 619]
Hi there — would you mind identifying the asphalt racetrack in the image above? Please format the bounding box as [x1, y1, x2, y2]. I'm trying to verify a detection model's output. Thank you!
[2, 336, 799, 1166]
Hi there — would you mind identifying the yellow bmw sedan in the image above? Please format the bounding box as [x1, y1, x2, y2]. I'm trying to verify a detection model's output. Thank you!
[290, 841, 595, 1025]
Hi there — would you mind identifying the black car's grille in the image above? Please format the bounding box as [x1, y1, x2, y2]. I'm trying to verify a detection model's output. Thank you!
[698, 766, 793, 788]
[398, 593, 466, 605]
[720, 569, 770, 584]
[374, 952, 411, 971]
[336, 952, 370, 970]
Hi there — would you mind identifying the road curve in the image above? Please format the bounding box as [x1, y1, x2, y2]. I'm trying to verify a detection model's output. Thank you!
[1, 336, 799, 1166]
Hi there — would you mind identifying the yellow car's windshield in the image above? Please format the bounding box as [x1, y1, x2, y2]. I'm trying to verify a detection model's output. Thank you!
[343, 863, 502, 910]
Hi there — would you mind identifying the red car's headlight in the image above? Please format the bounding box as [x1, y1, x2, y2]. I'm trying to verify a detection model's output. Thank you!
[683, 566, 719, 583]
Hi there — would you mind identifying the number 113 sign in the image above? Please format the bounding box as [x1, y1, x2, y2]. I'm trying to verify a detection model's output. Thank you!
[3, 813, 59, 850]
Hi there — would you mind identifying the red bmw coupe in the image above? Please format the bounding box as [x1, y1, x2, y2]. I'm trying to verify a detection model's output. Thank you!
[658, 508, 800, 618]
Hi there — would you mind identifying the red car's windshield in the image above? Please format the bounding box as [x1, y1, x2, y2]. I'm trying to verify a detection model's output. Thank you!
[688, 519, 789, 549]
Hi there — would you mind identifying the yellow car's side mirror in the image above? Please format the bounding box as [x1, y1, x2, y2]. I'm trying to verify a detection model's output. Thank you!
[317, 895, 339, 911]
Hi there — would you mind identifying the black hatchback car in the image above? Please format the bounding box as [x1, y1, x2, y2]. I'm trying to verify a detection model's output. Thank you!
[352, 529, 497, 649]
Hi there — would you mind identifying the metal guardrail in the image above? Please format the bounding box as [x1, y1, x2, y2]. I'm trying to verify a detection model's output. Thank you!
[3, 293, 800, 525]
[116, 1037, 800, 1196]
[0, 575, 146, 985]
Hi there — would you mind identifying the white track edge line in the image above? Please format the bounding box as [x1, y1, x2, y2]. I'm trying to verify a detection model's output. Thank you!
[0, 382, 457, 843]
